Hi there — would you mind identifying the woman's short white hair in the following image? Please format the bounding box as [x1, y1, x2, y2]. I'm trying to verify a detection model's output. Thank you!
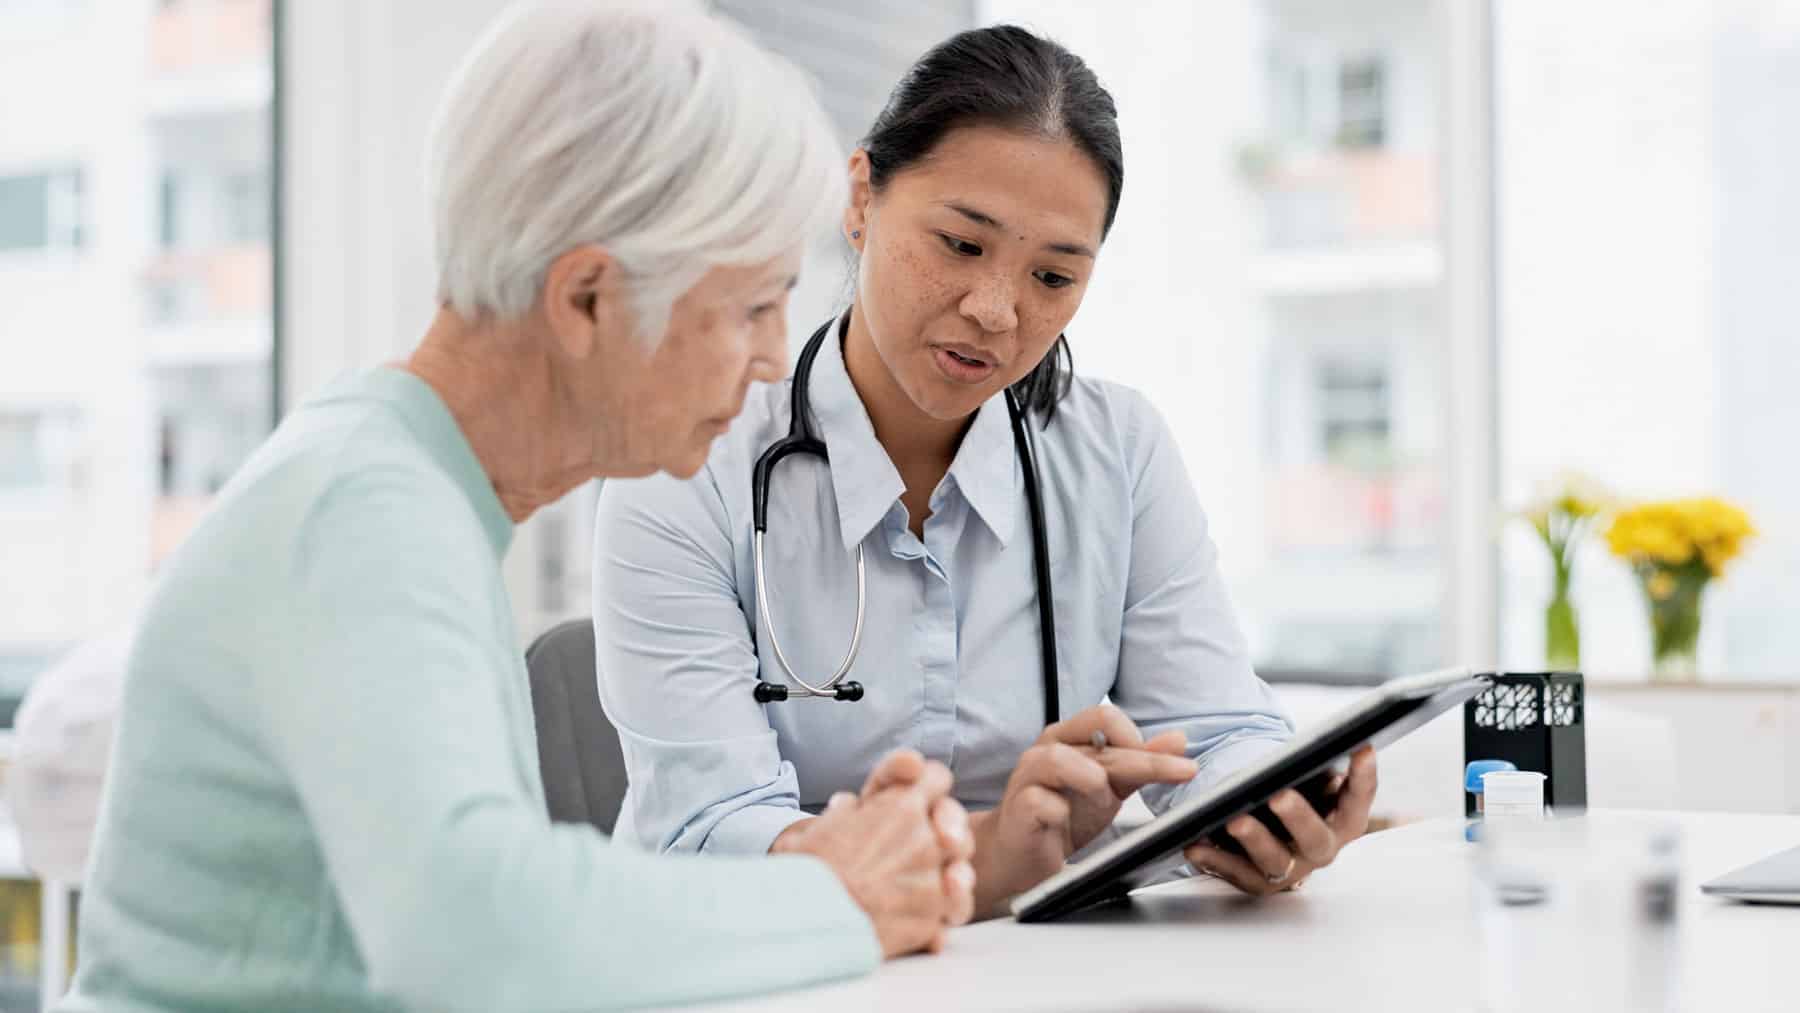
[428, 0, 845, 340]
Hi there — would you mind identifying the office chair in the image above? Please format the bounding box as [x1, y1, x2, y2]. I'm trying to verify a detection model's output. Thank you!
[524, 618, 629, 835]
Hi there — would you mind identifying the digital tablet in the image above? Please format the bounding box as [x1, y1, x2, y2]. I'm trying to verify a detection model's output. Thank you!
[1011, 666, 1491, 923]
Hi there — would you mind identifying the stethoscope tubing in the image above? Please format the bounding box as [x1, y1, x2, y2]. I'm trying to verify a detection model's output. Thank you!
[753, 529, 866, 698]
[752, 315, 1058, 723]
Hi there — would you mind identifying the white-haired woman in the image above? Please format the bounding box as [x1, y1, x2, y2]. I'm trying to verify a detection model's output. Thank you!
[61, 4, 972, 1011]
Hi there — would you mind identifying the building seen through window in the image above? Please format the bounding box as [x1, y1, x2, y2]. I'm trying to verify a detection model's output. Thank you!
[0, 0, 274, 716]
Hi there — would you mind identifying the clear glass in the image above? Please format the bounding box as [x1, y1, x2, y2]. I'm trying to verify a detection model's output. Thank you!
[529, 2, 1457, 667]
[0, 4, 275, 1002]
[969, 0, 1451, 678]
[0, 2, 274, 715]
[1496, 0, 1800, 679]
[1474, 814, 1682, 1013]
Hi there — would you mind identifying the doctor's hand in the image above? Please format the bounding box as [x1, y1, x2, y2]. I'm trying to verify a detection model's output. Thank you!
[967, 705, 1198, 918]
[770, 749, 975, 958]
[1182, 745, 1379, 897]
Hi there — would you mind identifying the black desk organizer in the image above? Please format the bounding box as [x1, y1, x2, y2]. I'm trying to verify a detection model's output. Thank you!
[1462, 672, 1588, 818]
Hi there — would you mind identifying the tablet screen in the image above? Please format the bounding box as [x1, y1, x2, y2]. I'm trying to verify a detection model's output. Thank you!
[1012, 667, 1489, 922]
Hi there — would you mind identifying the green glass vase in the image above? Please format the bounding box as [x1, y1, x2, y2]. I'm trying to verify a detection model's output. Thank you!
[1641, 565, 1707, 681]
[1544, 580, 1580, 672]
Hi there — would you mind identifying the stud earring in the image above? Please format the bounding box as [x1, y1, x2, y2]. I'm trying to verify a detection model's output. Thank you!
[851, 230, 862, 240]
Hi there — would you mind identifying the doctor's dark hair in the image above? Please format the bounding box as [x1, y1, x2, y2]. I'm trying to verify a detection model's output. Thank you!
[860, 24, 1123, 419]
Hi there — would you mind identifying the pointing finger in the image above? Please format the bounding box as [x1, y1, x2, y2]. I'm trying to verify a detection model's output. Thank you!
[1091, 748, 1198, 798]
[1043, 703, 1146, 751]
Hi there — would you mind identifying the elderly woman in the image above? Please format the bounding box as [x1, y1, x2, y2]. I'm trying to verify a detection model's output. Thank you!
[61, 4, 973, 1011]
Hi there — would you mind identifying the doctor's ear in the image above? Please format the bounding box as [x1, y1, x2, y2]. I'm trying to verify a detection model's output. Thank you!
[542, 244, 627, 359]
[844, 149, 874, 250]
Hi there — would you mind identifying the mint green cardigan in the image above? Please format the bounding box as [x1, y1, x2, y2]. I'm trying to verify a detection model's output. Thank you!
[61, 369, 877, 1012]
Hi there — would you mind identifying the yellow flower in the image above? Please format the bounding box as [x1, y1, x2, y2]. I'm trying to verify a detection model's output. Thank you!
[1646, 571, 1678, 600]
[1607, 497, 1757, 577]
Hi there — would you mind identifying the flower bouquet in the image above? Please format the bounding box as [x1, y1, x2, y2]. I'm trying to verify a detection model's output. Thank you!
[1605, 497, 1756, 680]
[1518, 474, 1612, 670]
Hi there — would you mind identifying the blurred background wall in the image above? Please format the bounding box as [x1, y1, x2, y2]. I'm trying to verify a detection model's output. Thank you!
[3, 0, 1797, 723]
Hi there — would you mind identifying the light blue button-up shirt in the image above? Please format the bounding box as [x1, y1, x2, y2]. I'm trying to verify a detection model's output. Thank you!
[594, 322, 1293, 857]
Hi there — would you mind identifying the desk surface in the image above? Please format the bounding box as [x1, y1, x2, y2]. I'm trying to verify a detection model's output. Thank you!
[692, 810, 1800, 1013]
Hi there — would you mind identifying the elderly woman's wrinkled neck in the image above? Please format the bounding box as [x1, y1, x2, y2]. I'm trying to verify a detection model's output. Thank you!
[402, 305, 607, 524]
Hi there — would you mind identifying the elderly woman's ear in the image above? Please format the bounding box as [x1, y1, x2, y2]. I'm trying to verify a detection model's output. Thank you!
[542, 244, 626, 360]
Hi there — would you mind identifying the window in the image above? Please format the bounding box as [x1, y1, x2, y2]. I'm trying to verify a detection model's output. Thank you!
[158, 171, 182, 249]
[152, 364, 268, 498]
[536, 508, 568, 616]
[1496, 1, 1800, 679]
[1336, 56, 1386, 149]
[0, 410, 76, 494]
[1317, 358, 1391, 464]
[0, 168, 84, 252]
[967, 0, 1448, 677]
[0, 0, 275, 747]
[224, 168, 269, 244]
[1266, 48, 1311, 147]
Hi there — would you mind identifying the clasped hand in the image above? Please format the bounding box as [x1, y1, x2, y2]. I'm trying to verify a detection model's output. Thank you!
[771, 749, 975, 957]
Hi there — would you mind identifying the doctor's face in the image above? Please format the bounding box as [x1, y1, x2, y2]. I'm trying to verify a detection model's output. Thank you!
[848, 125, 1109, 422]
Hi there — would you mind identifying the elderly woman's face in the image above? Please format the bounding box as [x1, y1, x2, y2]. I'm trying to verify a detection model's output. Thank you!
[609, 255, 799, 478]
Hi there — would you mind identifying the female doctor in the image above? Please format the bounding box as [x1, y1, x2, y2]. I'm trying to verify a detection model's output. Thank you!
[594, 25, 1378, 917]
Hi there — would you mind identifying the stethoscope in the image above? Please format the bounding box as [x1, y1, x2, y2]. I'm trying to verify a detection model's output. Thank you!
[750, 316, 1063, 727]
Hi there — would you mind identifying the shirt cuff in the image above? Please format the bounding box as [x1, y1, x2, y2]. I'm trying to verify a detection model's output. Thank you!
[1174, 734, 1292, 808]
[701, 803, 813, 855]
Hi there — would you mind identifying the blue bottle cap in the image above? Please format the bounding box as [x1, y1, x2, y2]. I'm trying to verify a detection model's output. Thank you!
[1465, 759, 1517, 793]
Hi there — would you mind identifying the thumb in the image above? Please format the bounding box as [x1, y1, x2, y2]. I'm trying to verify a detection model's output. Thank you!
[862, 749, 926, 796]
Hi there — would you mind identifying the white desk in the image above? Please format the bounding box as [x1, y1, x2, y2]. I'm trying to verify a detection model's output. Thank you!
[693, 811, 1800, 1012]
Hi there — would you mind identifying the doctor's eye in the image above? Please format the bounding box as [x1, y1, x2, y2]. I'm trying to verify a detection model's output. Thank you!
[1034, 270, 1074, 290]
[748, 301, 779, 322]
[938, 234, 983, 257]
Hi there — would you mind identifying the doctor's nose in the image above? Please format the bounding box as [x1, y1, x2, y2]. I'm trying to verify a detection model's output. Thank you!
[959, 273, 1019, 335]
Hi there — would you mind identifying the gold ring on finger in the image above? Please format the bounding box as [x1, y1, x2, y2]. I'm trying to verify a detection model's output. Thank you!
[1266, 854, 1297, 885]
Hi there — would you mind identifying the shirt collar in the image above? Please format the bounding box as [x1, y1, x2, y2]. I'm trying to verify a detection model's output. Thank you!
[946, 392, 1020, 547]
[352, 367, 515, 560]
[810, 318, 905, 551]
[809, 315, 1020, 549]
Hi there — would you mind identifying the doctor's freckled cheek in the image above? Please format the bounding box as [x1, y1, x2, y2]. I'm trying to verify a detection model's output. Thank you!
[887, 239, 935, 296]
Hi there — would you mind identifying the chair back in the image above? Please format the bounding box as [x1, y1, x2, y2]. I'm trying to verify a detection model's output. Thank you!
[524, 619, 628, 835]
